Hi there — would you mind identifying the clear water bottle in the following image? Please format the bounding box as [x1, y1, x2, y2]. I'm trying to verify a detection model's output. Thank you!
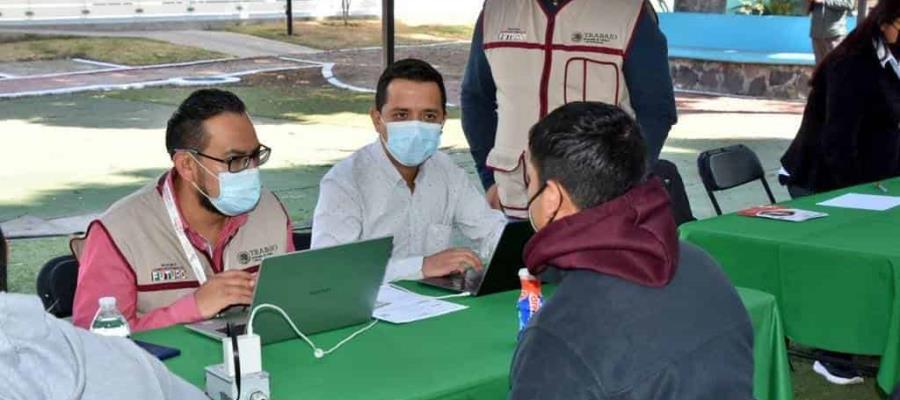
[90, 297, 131, 338]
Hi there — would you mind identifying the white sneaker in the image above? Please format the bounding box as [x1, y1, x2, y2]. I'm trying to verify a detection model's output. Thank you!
[813, 360, 865, 385]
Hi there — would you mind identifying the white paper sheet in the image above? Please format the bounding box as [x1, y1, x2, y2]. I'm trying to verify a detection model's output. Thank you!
[372, 285, 468, 324]
[817, 193, 900, 211]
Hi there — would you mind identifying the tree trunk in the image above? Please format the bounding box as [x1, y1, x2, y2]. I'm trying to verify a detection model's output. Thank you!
[342, 0, 351, 26]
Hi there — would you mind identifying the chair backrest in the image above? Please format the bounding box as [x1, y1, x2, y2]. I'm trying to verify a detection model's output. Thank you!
[36, 255, 79, 318]
[0, 228, 7, 292]
[292, 230, 312, 252]
[697, 144, 776, 215]
[651, 159, 696, 226]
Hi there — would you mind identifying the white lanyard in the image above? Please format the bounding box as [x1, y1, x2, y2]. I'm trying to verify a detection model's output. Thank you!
[162, 177, 209, 284]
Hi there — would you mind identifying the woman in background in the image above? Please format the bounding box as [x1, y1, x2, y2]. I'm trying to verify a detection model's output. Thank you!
[781, 0, 900, 199]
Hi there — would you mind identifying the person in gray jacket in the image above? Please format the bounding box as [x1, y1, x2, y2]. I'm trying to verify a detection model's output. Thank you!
[0, 292, 207, 400]
[810, 0, 856, 63]
[510, 102, 753, 400]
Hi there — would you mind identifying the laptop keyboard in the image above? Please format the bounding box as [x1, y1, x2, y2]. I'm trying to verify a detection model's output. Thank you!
[441, 269, 485, 291]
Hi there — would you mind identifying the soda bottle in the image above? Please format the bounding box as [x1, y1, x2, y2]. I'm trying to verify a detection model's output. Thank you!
[517, 268, 543, 337]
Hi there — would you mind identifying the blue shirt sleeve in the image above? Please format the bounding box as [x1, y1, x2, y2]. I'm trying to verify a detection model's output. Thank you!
[624, 3, 677, 166]
[460, 11, 499, 190]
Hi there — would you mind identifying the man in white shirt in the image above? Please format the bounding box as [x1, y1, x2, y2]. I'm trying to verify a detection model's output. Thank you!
[312, 59, 507, 282]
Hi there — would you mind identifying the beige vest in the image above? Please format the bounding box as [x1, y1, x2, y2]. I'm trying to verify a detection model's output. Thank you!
[72, 174, 289, 316]
[483, 0, 642, 217]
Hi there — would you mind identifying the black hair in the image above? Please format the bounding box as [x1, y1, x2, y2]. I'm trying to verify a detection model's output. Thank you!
[375, 58, 447, 113]
[165, 89, 247, 158]
[813, 0, 900, 83]
[528, 101, 646, 209]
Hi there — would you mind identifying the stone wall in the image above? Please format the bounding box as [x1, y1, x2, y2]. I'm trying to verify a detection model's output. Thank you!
[669, 58, 813, 100]
[674, 0, 726, 13]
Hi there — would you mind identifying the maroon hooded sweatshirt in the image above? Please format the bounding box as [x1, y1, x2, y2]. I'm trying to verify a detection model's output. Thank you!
[523, 177, 679, 287]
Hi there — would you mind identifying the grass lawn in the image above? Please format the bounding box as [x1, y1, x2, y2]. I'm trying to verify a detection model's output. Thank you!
[791, 358, 886, 399]
[225, 20, 473, 50]
[6, 236, 70, 294]
[0, 33, 226, 65]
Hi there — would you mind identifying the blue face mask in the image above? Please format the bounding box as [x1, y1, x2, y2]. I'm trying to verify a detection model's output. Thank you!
[382, 120, 442, 167]
[191, 154, 262, 216]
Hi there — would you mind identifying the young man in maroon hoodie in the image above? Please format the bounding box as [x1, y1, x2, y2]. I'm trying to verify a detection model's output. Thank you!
[510, 102, 754, 399]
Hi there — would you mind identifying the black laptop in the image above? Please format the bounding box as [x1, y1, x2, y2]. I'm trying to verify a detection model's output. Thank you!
[418, 221, 534, 296]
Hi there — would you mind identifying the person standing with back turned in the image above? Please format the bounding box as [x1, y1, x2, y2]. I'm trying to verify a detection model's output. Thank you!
[461, 0, 677, 217]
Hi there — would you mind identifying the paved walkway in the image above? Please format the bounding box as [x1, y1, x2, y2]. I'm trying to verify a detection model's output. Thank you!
[0, 56, 322, 97]
[0, 28, 319, 57]
[0, 28, 337, 97]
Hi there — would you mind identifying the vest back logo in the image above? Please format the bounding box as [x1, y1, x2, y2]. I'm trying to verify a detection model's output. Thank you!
[150, 265, 187, 283]
[571, 31, 619, 45]
[238, 244, 279, 265]
[498, 28, 527, 41]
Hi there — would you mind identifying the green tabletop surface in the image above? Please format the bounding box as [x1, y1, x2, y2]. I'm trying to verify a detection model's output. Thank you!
[680, 177, 900, 392]
[137, 284, 792, 399]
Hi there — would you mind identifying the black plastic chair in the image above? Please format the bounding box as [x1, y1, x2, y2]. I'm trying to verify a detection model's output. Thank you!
[652, 159, 696, 226]
[697, 144, 776, 215]
[292, 230, 312, 252]
[36, 255, 79, 318]
[0, 228, 7, 292]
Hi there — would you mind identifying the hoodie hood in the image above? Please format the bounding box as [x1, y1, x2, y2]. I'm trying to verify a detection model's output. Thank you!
[523, 177, 679, 287]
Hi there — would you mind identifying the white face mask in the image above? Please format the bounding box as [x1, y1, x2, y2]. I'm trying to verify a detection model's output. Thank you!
[381, 120, 443, 166]
[190, 154, 262, 216]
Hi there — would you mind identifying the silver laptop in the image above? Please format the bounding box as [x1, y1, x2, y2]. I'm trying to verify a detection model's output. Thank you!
[186, 236, 392, 345]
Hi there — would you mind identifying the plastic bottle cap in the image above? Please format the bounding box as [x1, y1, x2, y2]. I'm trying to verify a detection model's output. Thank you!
[98, 297, 116, 308]
[518, 268, 533, 278]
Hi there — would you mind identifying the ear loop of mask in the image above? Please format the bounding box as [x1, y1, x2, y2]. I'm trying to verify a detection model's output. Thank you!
[378, 115, 388, 144]
[527, 183, 563, 230]
[184, 152, 221, 201]
[546, 183, 563, 226]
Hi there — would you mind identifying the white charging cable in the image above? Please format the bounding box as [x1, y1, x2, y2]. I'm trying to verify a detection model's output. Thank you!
[387, 283, 471, 299]
[433, 292, 472, 300]
[246, 304, 379, 359]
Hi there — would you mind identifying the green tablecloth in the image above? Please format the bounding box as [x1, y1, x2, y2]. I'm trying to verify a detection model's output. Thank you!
[742, 287, 794, 400]
[137, 284, 791, 399]
[680, 177, 900, 392]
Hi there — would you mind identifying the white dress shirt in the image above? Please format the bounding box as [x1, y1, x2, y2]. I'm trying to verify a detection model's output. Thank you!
[312, 141, 508, 282]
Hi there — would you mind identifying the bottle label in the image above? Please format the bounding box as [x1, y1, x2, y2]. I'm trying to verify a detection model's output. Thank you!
[517, 278, 543, 335]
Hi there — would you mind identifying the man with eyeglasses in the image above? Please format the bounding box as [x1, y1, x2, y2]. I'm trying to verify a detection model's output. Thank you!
[312, 59, 507, 282]
[72, 89, 294, 332]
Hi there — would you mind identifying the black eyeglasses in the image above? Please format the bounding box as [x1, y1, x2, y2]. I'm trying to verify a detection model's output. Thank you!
[180, 144, 271, 173]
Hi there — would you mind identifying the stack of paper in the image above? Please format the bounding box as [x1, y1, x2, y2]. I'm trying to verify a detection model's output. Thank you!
[373, 285, 468, 324]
